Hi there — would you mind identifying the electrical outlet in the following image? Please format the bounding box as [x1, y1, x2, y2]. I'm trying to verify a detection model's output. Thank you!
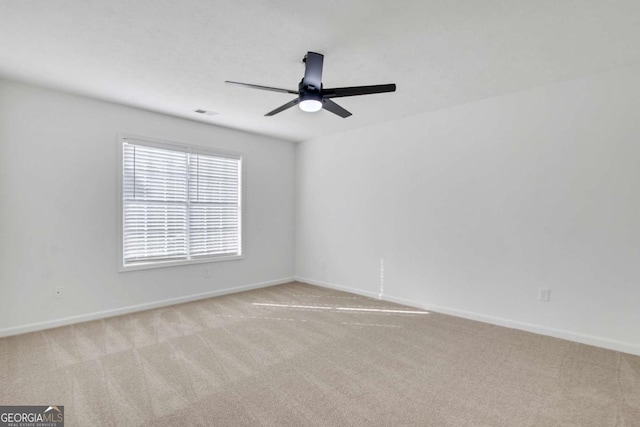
[538, 287, 551, 302]
[53, 287, 63, 299]
[204, 268, 211, 278]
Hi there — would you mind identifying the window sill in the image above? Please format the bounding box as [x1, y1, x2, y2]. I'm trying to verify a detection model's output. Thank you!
[119, 254, 244, 272]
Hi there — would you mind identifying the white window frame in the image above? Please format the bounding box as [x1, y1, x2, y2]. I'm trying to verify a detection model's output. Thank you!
[117, 133, 244, 272]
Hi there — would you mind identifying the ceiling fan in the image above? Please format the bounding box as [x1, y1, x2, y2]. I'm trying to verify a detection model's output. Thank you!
[226, 52, 396, 118]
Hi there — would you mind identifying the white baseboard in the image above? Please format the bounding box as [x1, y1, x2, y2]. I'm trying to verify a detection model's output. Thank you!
[298, 277, 382, 300]
[0, 277, 295, 338]
[296, 277, 640, 356]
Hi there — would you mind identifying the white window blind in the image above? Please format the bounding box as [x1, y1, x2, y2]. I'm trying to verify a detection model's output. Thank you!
[122, 138, 241, 268]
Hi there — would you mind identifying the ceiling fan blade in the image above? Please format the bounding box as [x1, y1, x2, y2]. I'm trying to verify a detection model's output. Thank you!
[322, 99, 352, 118]
[322, 84, 396, 99]
[302, 52, 324, 90]
[265, 98, 300, 116]
[225, 81, 299, 95]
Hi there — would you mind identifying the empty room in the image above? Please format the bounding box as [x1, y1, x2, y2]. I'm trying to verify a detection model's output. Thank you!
[1, 1, 639, 425]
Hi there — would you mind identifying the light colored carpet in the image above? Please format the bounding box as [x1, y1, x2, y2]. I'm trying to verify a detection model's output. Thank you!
[1, 282, 639, 426]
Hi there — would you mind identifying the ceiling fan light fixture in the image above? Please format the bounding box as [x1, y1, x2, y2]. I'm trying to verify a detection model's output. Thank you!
[299, 94, 322, 112]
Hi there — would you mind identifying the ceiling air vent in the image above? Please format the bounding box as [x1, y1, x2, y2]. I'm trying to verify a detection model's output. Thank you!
[193, 109, 218, 116]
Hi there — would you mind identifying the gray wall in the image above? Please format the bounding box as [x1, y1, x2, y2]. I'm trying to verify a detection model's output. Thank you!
[296, 64, 640, 355]
[0, 79, 296, 334]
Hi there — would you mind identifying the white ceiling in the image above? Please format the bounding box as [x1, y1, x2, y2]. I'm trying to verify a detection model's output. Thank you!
[1, 0, 640, 142]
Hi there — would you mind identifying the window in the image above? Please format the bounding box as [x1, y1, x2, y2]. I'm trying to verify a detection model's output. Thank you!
[120, 135, 242, 270]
